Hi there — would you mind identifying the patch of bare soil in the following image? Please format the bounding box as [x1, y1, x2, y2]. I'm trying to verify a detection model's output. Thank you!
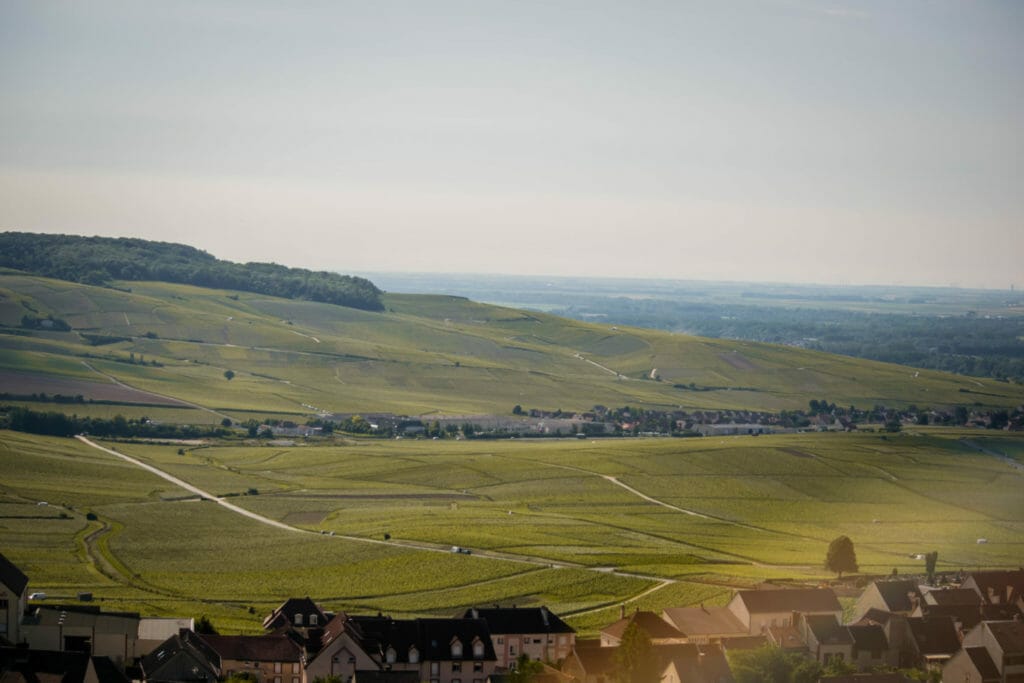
[718, 352, 758, 371]
[0, 369, 187, 406]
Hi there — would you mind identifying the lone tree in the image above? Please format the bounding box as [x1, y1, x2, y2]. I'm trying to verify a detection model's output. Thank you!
[224, 369, 235, 381]
[825, 535, 858, 578]
[924, 551, 939, 583]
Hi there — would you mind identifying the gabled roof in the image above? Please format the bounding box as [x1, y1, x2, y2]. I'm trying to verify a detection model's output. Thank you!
[346, 615, 497, 662]
[566, 641, 617, 676]
[924, 588, 981, 607]
[848, 624, 887, 652]
[662, 606, 745, 636]
[661, 643, 734, 683]
[905, 616, 960, 656]
[199, 634, 302, 662]
[871, 580, 923, 613]
[90, 655, 132, 683]
[964, 647, 1001, 682]
[916, 604, 984, 630]
[804, 614, 853, 646]
[601, 611, 685, 642]
[855, 608, 894, 626]
[0, 551, 29, 596]
[734, 588, 841, 614]
[462, 606, 574, 634]
[986, 620, 1024, 653]
[0, 647, 90, 683]
[262, 597, 326, 630]
[963, 569, 1024, 606]
[140, 630, 220, 679]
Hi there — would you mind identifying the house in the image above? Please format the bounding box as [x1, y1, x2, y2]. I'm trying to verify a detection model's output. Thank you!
[943, 620, 1024, 683]
[794, 613, 853, 668]
[0, 551, 29, 645]
[659, 643, 734, 683]
[200, 634, 303, 683]
[661, 605, 747, 644]
[851, 580, 923, 622]
[140, 630, 221, 682]
[897, 615, 961, 671]
[306, 613, 499, 683]
[21, 604, 142, 666]
[263, 597, 328, 631]
[560, 640, 616, 683]
[961, 570, 1024, 616]
[726, 588, 842, 635]
[461, 606, 575, 666]
[847, 624, 893, 671]
[598, 610, 685, 647]
[0, 647, 126, 683]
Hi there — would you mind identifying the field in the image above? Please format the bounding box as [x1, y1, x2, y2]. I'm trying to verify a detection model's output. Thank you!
[2, 273, 1022, 420]
[2, 429, 1021, 634]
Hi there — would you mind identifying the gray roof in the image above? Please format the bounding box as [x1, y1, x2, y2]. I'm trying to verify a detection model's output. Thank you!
[735, 588, 841, 614]
[462, 606, 574, 635]
[0, 552, 28, 596]
[662, 606, 746, 636]
[871, 580, 923, 613]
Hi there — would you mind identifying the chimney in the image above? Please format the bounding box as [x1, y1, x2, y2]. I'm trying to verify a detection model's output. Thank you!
[540, 606, 549, 628]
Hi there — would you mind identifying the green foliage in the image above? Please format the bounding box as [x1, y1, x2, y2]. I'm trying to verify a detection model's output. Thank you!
[224, 370, 235, 381]
[0, 231, 383, 311]
[924, 551, 939, 582]
[613, 622, 657, 683]
[195, 614, 218, 634]
[729, 645, 818, 683]
[1, 405, 229, 439]
[510, 654, 545, 683]
[825, 536, 858, 578]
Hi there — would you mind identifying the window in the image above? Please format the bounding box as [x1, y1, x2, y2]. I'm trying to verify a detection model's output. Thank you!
[452, 679, 461, 683]
[310, 614, 318, 626]
[451, 640, 463, 658]
[452, 662, 462, 672]
[275, 663, 283, 674]
[293, 663, 300, 674]
[292, 678, 300, 683]
[473, 662, 483, 672]
[533, 639, 542, 644]
[294, 614, 303, 626]
[497, 637, 504, 645]
[509, 646, 516, 657]
[473, 640, 485, 658]
[0, 599, 8, 609]
[274, 678, 281, 683]
[386, 647, 397, 664]
[409, 646, 419, 664]
[430, 662, 440, 675]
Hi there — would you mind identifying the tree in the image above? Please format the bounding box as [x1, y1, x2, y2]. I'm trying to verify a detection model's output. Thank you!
[825, 535, 858, 578]
[613, 622, 657, 683]
[509, 653, 544, 683]
[221, 417, 232, 427]
[924, 551, 939, 583]
[729, 645, 817, 683]
[224, 369, 235, 381]
[195, 614, 218, 634]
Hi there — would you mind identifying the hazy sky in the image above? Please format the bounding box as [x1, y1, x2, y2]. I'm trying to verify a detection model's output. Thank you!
[1, 1, 1021, 288]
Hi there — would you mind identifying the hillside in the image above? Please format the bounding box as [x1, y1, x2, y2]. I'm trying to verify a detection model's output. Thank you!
[0, 232, 384, 311]
[1, 271, 1021, 420]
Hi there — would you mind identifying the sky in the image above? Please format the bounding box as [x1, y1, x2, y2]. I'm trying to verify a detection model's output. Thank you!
[1, 1, 1021, 289]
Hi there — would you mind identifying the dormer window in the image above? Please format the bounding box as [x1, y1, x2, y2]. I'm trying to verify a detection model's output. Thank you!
[294, 614, 304, 626]
[386, 646, 397, 664]
[472, 638, 485, 659]
[451, 639, 463, 659]
[409, 646, 420, 664]
[310, 614, 318, 626]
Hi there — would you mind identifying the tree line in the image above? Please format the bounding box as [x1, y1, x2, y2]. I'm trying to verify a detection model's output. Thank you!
[0, 405, 230, 439]
[0, 232, 384, 311]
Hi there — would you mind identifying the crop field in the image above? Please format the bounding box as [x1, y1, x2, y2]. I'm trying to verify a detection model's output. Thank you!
[2, 429, 1021, 635]
[3, 274, 1022, 418]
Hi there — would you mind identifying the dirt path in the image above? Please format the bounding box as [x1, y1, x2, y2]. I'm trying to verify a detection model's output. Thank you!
[80, 361, 232, 420]
[74, 436, 678, 587]
[573, 353, 627, 379]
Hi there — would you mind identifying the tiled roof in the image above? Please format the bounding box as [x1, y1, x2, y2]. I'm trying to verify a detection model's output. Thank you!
[735, 588, 841, 614]
[662, 606, 746, 636]
[848, 624, 887, 652]
[462, 606, 574, 634]
[0, 552, 28, 596]
[906, 616, 960, 656]
[140, 630, 221, 678]
[924, 588, 981, 607]
[347, 615, 497, 662]
[964, 646, 1001, 682]
[804, 614, 853, 645]
[200, 634, 302, 662]
[262, 596, 326, 630]
[601, 611, 685, 641]
[986, 620, 1024, 653]
[871, 580, 923, 613]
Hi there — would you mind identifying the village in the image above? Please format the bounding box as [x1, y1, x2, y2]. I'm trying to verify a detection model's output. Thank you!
[2, 552, 1022, 683]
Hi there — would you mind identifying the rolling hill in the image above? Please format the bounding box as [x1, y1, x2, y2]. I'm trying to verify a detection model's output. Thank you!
[1, 270, 1021, 420]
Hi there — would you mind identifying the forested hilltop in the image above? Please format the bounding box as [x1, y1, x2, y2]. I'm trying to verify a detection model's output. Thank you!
[0, 232, 384, 311]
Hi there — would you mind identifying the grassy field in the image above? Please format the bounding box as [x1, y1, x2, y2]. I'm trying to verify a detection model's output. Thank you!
[2, 273, 1022, 419]
[2, 429, 1020, 635]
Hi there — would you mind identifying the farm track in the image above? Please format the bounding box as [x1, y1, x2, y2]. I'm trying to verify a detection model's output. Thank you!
[80, 361, 231, 420]
[74, 436, 682, 588]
